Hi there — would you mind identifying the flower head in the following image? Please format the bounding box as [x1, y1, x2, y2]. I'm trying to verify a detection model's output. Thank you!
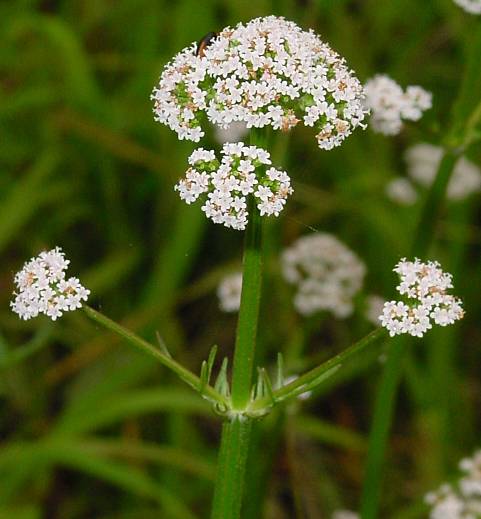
[453, 0, 481, 14]
[380, 258, 464, 337]
[281, 233, 365, 317]
[151, 16, 367, 150]
[11, 248, 90, 321]
[217, 272, 243, 312]
[176, 143, 292, 230]
[406, 143, 481, 201]
[364, 75, 432, 135]
[425, 449, 481, 518]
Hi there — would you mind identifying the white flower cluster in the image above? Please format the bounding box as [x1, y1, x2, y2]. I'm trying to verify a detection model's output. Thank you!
[175, 143, 292, 230]
[281, 233, 365, 317]
[380, 258, 464, 338]
[453, 0, 481, 14]
[217, 272, 243, 312]
[151, 16, 367, 150]
[11, 248, 90, 321]
[405, 143, 481, 201]
[364, 75, 432, 135]
[425, 450, 481, 518]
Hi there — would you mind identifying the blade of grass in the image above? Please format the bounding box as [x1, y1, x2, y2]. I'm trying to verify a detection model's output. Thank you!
[54, 388, 211, 435]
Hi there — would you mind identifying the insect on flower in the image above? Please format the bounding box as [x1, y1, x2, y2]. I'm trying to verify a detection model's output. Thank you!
[195, 31, 218, 57]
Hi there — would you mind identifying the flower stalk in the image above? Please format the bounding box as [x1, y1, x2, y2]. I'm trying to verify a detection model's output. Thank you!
[211, 417, 253, 519]
[82, 305, 228, 409]
[230, 201, 264, 410]
[211, 129, 266, 518]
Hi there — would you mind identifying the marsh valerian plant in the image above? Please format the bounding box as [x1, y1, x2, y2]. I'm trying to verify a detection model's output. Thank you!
[9, 12, 477, 519]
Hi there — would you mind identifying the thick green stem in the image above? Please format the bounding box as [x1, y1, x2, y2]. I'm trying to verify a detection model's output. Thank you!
[210, 204, 263, 519]
[211, 418, 253, 519]
[211, 131, 266, 518]
[230, 202, 264, 410]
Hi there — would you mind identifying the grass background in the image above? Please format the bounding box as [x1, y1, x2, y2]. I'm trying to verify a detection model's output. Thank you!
[1, 0, 480, 517]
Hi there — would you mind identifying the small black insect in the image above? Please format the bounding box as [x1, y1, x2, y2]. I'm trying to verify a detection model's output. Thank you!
[196, 31, 219, 57]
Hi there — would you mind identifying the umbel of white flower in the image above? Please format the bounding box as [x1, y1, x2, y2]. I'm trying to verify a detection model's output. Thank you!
[406, 143, 481, 201]
[453, 0, 481, 14]
[151, 16, 367, 150]
[379, 259, 464, 338]
[176, 143, 292, 230]
[364, 75, 432, 135]
[217, 272, 243, 312]
[425, 449, 481, 519]
[11, 248, 90, 321]
[281, 233, 365, 317]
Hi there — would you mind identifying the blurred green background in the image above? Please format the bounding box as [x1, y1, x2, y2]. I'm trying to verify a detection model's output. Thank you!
[1, 1, 480, 518]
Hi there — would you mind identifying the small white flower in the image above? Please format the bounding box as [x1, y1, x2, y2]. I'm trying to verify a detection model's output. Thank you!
[152, 16, 367, 150]
[281, 233, 365, 317]
[453, 0, 481, 14]
[175, 144, 293, 230]
[11, 248, 90, 321]
[406, 143, 481, 201]
[217, 272, 243, 312]
[364, 75, 432, 135]
[379, 258, 464, 338]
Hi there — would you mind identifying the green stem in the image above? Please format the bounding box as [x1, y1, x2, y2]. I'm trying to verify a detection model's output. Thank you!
[409, 150, 460, 258]
[250, 328, 386, 413]
[211, 418, 253, 519]
[82, 305, 227, 408]
[360, 336, 406, 518]
[210, 203, 263, 518]
[230, 202, 264, 410]
[211, 130, 266, 519]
